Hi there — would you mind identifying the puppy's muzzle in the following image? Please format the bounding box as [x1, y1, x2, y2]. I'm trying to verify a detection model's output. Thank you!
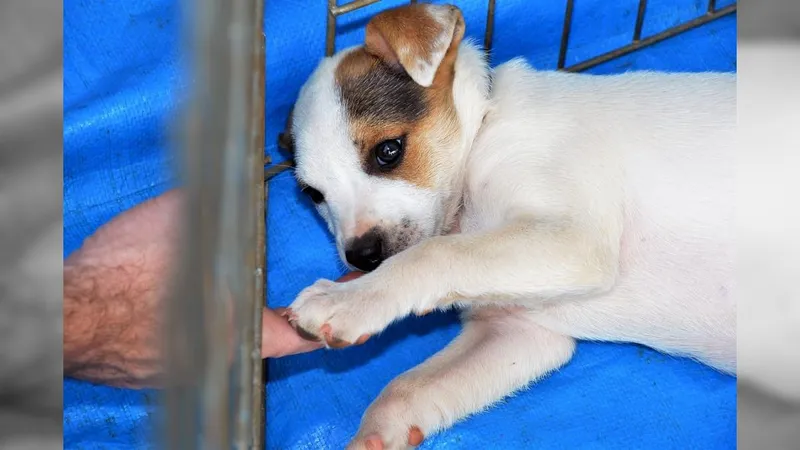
[345, 231, 384, 272]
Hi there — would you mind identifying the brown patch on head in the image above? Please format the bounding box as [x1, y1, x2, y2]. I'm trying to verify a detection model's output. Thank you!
[333, 4, 466, 189]
[364, 4, 465, 88]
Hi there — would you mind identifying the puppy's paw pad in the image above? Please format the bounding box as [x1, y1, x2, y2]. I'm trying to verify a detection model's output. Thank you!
[364, 435, 384, 450]
[350, 426, 425, 450]
[322, 324, 371, 348]
[407, 426, 424, 446]
[347, 434, 384, 450]
[321, 323, 350, 348]
[290, 320, 372, 349]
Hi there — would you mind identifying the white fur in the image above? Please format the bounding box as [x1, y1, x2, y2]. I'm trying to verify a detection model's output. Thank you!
[290, 36, 737, 449]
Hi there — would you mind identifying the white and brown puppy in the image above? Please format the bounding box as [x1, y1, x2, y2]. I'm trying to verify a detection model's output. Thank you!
[285, 3, 736, 449]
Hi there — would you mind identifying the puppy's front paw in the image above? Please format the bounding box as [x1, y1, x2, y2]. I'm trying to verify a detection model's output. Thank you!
[287, 278, 399, 348]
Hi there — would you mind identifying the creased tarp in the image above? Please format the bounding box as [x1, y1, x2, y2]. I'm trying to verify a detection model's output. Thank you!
[63, 0, 737, 448]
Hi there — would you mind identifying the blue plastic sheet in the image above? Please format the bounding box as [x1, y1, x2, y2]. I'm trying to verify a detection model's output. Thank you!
[63, 0, 737, 448]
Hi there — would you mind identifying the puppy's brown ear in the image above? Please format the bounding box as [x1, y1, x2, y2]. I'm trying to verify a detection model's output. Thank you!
[364, 4, 465, 88]
[277, 106, 295, 153]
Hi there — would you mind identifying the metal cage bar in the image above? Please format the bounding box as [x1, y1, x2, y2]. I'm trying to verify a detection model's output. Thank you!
[633, 0, 648, 42]
[321, 0, 737, 71]
[251, 0, 267, 445]
[484, 0, 496, 58]
[166, 0, 266, 448]
[326, 0, 417, 56]
[563, 3, 736, 73]
[558, 0, 576, 69]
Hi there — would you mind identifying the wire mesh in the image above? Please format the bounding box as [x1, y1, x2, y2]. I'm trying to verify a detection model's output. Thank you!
[323, 0, 736, 67]
[563, 2, 736, 72]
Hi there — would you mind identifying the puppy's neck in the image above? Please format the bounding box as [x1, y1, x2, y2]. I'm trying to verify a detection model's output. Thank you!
[438, 40, 491, 234]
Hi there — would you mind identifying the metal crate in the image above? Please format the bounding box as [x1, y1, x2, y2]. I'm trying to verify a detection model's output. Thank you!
[167, 1, 735, 448]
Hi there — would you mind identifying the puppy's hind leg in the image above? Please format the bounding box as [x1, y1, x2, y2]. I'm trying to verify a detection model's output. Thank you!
[347, 306, 576, 450]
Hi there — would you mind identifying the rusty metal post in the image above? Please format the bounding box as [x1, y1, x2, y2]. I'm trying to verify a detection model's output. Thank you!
[165, 0, 266, 448]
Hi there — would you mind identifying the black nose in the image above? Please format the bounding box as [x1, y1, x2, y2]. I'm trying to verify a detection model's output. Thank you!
[345, 232, 384, 272]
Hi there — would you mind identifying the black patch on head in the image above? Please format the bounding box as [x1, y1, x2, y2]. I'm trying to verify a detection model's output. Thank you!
[338, 63, 427, 124]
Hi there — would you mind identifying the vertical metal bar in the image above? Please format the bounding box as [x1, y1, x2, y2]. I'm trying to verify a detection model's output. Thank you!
[708, 0, 716, 13]
[227, 1, 262, 447]
[558, 0, 575, 69]
[165, 0, 230, 447]
[634, 0, 648, 42]
[326, 0, 337, 56]
[166, 0, 265, 448]
[484, 0, 496, 57]
[250, 0, 267, 447]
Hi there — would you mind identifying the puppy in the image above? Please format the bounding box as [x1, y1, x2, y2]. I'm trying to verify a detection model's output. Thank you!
[285, 3, 736, 449]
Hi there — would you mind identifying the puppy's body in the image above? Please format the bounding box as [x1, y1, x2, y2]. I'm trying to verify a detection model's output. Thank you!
[287, 4, 735, 448]
[470, 61, 735, 370]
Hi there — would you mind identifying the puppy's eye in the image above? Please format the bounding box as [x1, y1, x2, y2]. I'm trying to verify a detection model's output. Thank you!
[373, 138, 404, 170]
[301, 185, 324, 204]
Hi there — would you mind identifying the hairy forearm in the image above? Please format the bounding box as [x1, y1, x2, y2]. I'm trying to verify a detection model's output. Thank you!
[63, 261, 163, 388]
[60, 188, 330, 389]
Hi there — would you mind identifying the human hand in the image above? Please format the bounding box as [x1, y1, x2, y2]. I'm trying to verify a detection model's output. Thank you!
[262, 272, 364, 357]
[261, 307, 322, 358]
[63, 188, 363, 387]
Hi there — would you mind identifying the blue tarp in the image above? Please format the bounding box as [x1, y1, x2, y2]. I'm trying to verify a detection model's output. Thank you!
[63, 0, 737, 448]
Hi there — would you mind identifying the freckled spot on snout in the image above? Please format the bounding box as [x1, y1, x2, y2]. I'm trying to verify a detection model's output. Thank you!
[380, 219, 424, 257]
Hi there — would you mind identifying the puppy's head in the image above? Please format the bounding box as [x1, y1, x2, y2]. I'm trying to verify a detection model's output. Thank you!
[289, 4, 485, 272]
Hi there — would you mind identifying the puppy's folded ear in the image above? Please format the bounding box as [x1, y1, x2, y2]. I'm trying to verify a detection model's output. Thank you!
[277, 105, 294, 153]
[364, 3, 465, 88]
